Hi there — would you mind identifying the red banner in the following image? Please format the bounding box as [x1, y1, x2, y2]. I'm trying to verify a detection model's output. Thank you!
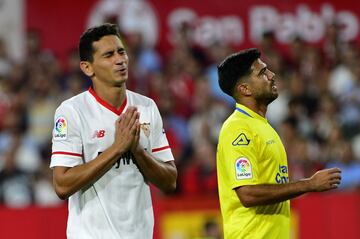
[0, 192, 359, 239]
[26, 0, 360, 63]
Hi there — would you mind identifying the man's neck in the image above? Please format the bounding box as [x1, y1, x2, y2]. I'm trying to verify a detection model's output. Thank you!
[92, 83, 126, 109]
[238, 99, 267, 117]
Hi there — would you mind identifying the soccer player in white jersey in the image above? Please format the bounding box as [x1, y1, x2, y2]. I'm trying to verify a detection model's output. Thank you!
[50, 23, 177, 239]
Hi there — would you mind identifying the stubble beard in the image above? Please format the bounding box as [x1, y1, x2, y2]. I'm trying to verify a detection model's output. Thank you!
[113, 75, 128, 87]
[256, 90, 278, 106]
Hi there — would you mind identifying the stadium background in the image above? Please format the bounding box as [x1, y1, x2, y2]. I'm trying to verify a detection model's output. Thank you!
[0, 0, 359, 238]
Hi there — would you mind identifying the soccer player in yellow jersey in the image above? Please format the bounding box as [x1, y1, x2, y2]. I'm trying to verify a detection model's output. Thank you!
[216, 48, 342, 239]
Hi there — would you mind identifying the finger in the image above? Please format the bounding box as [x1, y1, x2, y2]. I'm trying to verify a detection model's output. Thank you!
[331, 173, 341, 180]
[329, 178, 341, 183]
[132, 119, 140, 137]
[329, 178, 341, 185]
[123, 107, 138, 127]
[136, 119, 140, 135]
[128, 111, 139, 129]
[115, 114, 124, 126]
[120, 112, 130, 127]
[125, 106, 137, 114]
[330, 183, 339, 189]
[327, 168, 342, 174]
[135, 121, 140, 138]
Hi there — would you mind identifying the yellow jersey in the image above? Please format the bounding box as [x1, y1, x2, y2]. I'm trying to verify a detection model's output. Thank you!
[217, 103, 290, 239]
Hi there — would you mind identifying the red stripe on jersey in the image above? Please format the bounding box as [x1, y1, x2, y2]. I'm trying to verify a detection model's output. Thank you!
[52, 151, 82, 157]
[152, 146, 170, 153]
[88, 87, 127, 115]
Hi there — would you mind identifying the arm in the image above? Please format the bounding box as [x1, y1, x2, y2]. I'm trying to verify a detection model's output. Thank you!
[130, 123, 177, 193]
[132, 148, 177, 193]
[235, 168, 341, 207]
[53, 107, 139, 200]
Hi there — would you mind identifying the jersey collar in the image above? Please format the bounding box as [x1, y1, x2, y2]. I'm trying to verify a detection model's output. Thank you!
[88, 87, 127, 115]
[235, 103, 268, 122]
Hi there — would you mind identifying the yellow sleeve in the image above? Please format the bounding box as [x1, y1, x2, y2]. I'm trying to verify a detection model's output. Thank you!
[221, 127, 260, 189]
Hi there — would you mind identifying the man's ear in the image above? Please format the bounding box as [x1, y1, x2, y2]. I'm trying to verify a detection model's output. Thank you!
[80, 61, 94, 77]
[237, 83, 252, 96]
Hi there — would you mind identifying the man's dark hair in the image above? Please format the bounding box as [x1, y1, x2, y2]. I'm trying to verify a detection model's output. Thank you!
[79, 23, 121, 62]
[217, 48, 261, 97]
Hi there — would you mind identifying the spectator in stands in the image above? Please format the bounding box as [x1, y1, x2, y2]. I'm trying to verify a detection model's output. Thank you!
[180, 140, 218, 196]
[202, 219, 222, 239]
[0, 109, 35, 207]
[326, 143, 360, 190]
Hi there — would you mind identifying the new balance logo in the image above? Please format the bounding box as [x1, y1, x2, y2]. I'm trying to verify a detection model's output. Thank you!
[93, 130, 106, 138]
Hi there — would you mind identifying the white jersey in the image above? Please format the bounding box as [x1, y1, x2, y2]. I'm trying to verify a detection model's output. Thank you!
[50, 88, 174, 239]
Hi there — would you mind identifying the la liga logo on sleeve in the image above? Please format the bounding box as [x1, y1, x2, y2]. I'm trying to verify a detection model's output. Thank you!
[235, 157, 252, 180]
[54, 116, 68, 140]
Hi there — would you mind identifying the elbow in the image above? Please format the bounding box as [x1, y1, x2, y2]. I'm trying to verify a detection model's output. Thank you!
[236, 187, 255, 208]
[167, 181, 177, 193]
[52, 167, 74, 200]
[160, 161, 178, 193]
[163, 183, 176, 194]
[163, 177, 177, 194]
[239, 197, 254, 208]
[54, 185, 71, 200]
[161, 172, 178, 194]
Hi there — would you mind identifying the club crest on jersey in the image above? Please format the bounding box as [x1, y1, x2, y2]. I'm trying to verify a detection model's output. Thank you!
[54, 116, 67, 140]
[235, 157, 252, 180]
[141, 122, 150, 138]
[232, 133, 250, 146]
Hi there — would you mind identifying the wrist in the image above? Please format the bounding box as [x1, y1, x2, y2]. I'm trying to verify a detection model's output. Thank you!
[131, 146, 145, 158]
[109, 144, 126, 158]
[300, 178, 313, 192]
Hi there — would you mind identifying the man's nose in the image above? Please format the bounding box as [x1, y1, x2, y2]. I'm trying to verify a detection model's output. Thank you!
[268, 70, 275, 80]
[115, 53, 126, 65]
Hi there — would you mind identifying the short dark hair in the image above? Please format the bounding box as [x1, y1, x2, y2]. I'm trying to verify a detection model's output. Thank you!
[217, 48, 261, 97]
[79, 23, 121, 62]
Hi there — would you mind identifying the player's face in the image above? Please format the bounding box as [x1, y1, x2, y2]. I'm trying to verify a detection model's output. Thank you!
[248, 58, 278, 105]
[90, 35, 129, 87]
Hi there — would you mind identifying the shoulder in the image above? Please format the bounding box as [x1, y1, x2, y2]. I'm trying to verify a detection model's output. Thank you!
[222, 112, 253, 132]
[56, 91, 88, 113]
[126, 90, 156, 108]
[219, 113, 257, 142]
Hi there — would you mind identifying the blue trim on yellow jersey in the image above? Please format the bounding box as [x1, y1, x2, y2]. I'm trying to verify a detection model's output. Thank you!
[236, 107, 252, 117]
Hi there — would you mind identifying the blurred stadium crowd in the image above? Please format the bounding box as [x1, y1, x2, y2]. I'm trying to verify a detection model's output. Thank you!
[0, 22, 360, 208]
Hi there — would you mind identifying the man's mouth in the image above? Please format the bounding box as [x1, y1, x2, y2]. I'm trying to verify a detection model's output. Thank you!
[116, 68, 127, 74]
[271, 83, 277, 90]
